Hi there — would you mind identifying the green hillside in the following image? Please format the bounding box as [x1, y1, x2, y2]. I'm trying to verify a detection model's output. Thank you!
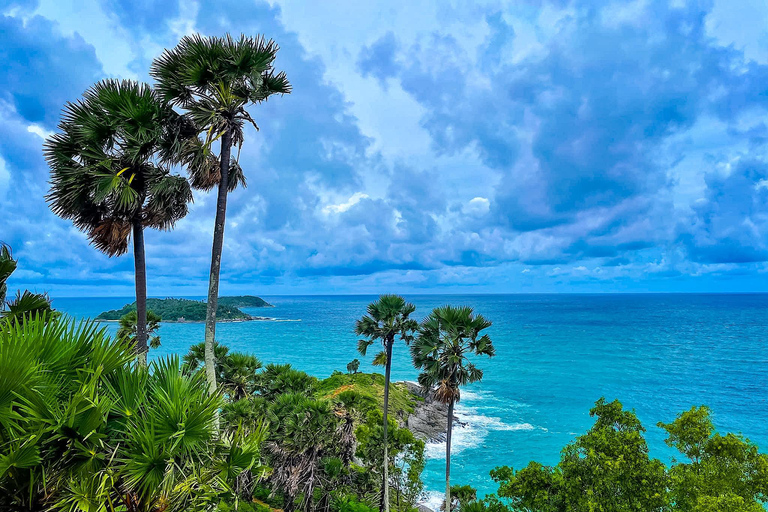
[218, 296, 273, 308]
[96, 296, 271, 322]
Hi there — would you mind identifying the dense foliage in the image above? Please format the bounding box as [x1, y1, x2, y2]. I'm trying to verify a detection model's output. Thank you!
[97, 297, 260, 321]
[218, 296, 273, 308]
[0, 316, 265, 511]
[191, 344, 427, 512]
[459, 399, 768, 512]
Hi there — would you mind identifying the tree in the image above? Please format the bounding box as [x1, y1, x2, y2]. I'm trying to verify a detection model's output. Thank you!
[266, 393, 338, 512]
[411, 305, 495, 512]
[151, 34, 290, 395]
[46, 79, 192, 364]
[355, 295, 418, 512]
[659, 406, 768, 511]
[222, 352, 263, 401]
[117, 310, 162, 349]
[490, 398, 669, 512]
[347, 358, 361, 374]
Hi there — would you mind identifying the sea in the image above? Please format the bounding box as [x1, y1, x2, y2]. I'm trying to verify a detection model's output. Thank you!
[52, 293, 768, 507]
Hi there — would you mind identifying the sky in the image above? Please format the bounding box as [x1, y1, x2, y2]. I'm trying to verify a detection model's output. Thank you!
[2, 0, 768, 296]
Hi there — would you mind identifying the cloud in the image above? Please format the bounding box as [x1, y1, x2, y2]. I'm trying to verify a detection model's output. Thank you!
[680, 158, 768, 263]
[0, 13, 102, 126]
[3, 0, 768, 294]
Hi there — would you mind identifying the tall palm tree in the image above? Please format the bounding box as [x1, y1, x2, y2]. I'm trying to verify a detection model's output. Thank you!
[46, 79, 193, 364]
[410, 306, 495, 512]
[355, 295, 418, 512]
[150, 34, 290, 394]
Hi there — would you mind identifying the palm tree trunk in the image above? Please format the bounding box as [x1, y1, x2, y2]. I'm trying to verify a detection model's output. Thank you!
[132, 218, 147, 366]
[445, 399, 455, 512]
[381, 339, 393, 512]
[204, 128, 233, 399]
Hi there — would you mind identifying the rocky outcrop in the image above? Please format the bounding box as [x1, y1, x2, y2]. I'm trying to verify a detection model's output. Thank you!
[400, 381, 464, 442]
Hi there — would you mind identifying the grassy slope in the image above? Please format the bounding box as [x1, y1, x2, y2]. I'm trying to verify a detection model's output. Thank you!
[315, 371, 422, 417]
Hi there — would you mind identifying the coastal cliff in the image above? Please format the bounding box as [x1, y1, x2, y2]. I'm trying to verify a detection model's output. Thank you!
[400, 381, 462, 442]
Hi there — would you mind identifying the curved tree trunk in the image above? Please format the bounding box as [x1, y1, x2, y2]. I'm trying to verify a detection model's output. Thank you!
[381, 339, 393, 512]
[204, 128, 233, 403]
[445, 400, 455, 512]
[132, 218, 147, 366]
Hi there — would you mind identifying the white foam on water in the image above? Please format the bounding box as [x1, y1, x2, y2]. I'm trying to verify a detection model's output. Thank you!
[423, 397, 538, 459]
[420, 490, 445, 511]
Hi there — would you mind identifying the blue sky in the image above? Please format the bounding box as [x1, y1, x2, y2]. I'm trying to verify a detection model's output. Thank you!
[2, 0, 768, 296]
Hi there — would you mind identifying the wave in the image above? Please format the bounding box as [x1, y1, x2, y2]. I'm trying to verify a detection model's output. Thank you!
[423, 393, 540, 459]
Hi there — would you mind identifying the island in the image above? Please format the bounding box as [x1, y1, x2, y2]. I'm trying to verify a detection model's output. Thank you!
[96, 296, 273, 322]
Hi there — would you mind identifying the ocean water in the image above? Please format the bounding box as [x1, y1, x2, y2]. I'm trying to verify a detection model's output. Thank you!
[52, 294, 768, 504]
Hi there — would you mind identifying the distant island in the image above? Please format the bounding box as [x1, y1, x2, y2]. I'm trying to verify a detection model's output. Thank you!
[96, 296, 273, 322]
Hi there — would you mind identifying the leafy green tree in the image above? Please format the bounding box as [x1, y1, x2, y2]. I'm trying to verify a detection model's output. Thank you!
[355, 295, 418, 512]
[411, 305, 495, 512]
[355, 409, 426, 512]
[658, 406, 768, 511]
[491, 398, 669, 512]
[46, 79, 192, 364]
[347, 358, 361, 374]
[117, 310, 162, 349]
[151, 34, 290, 394]
[444, 485, 478, 511]
[184, 339, 230, 377]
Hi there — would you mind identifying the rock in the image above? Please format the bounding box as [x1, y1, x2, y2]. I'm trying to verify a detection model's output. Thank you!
[400, 381, 461, 442]
[417, 505, 434, 512]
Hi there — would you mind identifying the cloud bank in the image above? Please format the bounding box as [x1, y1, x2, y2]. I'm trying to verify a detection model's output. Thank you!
[2, 0, 768, 295]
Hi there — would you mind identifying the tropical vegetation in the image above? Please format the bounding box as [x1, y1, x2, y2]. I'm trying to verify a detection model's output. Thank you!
[97, 296, 270, 322]
[457, 399, 768, 512]
[45, 79, 193, 364]
[0, 243, 55, 326]
[411, 306, 495, 512]
[356, 295, 418, 512]
[0, 315, 265, 511]
[150, 34, 290, 394]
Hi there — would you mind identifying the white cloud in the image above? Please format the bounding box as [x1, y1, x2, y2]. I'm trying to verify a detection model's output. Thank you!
[463, 196, 490, 216]
[27, 124, 54, 140]
[322, 192, 370, 214]
[0, 155, 9, 197]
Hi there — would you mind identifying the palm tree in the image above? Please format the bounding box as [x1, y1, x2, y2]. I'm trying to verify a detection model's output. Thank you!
[410, 306, 495, 512]
[117, 310, 162, 349]
[46, 79, 193, 365]
[150, 34, 290, 394]
[355, 295, 418, 512]
[221, 352, 262, 401]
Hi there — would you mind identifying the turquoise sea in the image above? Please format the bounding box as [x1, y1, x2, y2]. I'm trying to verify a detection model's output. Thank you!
[52, 294, 768, 506]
